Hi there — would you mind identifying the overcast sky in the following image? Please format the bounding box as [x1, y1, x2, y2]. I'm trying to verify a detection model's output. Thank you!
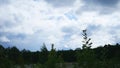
[0, 0, 120, 51]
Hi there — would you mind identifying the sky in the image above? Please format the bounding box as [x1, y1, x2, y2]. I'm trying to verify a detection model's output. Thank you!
[0, 0, 120, 51]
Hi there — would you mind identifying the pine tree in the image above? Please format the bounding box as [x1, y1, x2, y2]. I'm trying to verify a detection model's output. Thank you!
[57, 54, 64, 68]
[100, 45, 109, 68]
[46, 44, 57, 68]
[39, 43, 48, 64]
[77, 30, 96, 68]
[82, 30, 92, 49]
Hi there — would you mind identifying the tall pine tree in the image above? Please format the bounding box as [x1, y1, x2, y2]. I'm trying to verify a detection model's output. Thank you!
[77, 30, 96, 68]
[46, 44, 57, 68]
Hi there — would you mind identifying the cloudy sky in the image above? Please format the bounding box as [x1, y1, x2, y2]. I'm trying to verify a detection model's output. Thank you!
[0, 0, 120, 51]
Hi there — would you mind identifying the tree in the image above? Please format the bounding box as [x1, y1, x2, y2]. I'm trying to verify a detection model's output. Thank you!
[21, 49, 32, 64]
[56, 54, 64, 68]
[39, 43, 48, 64]
[82, 30, 92, 49]
[0, 45, 15, 68]
[77, 29, 96, 68]
[0, 44, 5, 59]
[46, 44, 57, 68]
[8, 46, 20, 64]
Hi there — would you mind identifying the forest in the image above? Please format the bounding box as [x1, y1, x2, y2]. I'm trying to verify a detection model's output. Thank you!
[0, 30, 120, 68]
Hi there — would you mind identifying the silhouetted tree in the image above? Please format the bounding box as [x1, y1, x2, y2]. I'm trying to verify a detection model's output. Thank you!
[56, 55, 64, 68]
[21, 49, 32, 64]
[46, 44, 57, 68]
[39, 43, 48, 64]
[82, 30, 92, 49]
[8, 46, 20, 64]
[77, 29, 96, 68]
[0, 45, 5, 59]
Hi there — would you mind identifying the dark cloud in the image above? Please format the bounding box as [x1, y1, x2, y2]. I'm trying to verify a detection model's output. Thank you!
[83, 0, 119, 7]
[45, 0, 76, 7]
[98, 0, 119, 6]
[77, 0, 120, 14]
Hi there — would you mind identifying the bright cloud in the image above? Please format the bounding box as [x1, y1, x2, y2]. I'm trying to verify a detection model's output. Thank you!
[0, 0, 120, 51]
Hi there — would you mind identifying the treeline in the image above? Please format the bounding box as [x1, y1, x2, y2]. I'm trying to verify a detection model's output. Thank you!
[0, 30, 120, 68]
[0, 43, 120, 68]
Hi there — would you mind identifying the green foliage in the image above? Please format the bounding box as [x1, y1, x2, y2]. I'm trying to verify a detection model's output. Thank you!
[35, 63, 45, 68]
[0, 58, 14, 68]
[0, 45, 5, 58]
[39, 43, 48, 64]
[57, 55, 64, 63]
[18, 54, 25, 68]
[45, 44, 57, 68]
[56, 55, 64, 68]
[21, 49, 32, 64]
[9, 46, 20, 64]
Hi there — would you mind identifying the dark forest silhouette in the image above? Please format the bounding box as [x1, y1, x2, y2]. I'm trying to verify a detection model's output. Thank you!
[0, 30, 120, 68]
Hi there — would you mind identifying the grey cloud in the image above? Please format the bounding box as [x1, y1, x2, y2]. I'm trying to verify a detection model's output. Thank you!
[0, 0, 10, 6]
[0, 13, 22, 30]
[108, 25, 120, 44]
[0, 42, 11, 48]
[86, 25, 101, 35]
[62, 26, 74, 33]
[61, 26, 79, 35]
[45, 0, 76, 7]
[87, 25, 101, 31]
[77, 0, 120, 14]
[0, 20, 14, 28]
[83, 0, 119, 7]
[61, 26, 81, 40]
[7, 34, 26, 40]
[98, 0, 119, 6]
[108, 25, 120, 34]
[61, 26, 75, 42]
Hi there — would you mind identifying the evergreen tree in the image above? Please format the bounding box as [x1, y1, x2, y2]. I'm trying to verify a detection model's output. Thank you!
[57, 54, 64, 68]
[100, 45, 109, 68]
[82, 30, 92, 49]
[46, 44, 57, 68]
[0, 45, 5, 59]
[39, 43, 48, 64]
[77, 30, 96, 68]
[8, 46, 20, 64]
